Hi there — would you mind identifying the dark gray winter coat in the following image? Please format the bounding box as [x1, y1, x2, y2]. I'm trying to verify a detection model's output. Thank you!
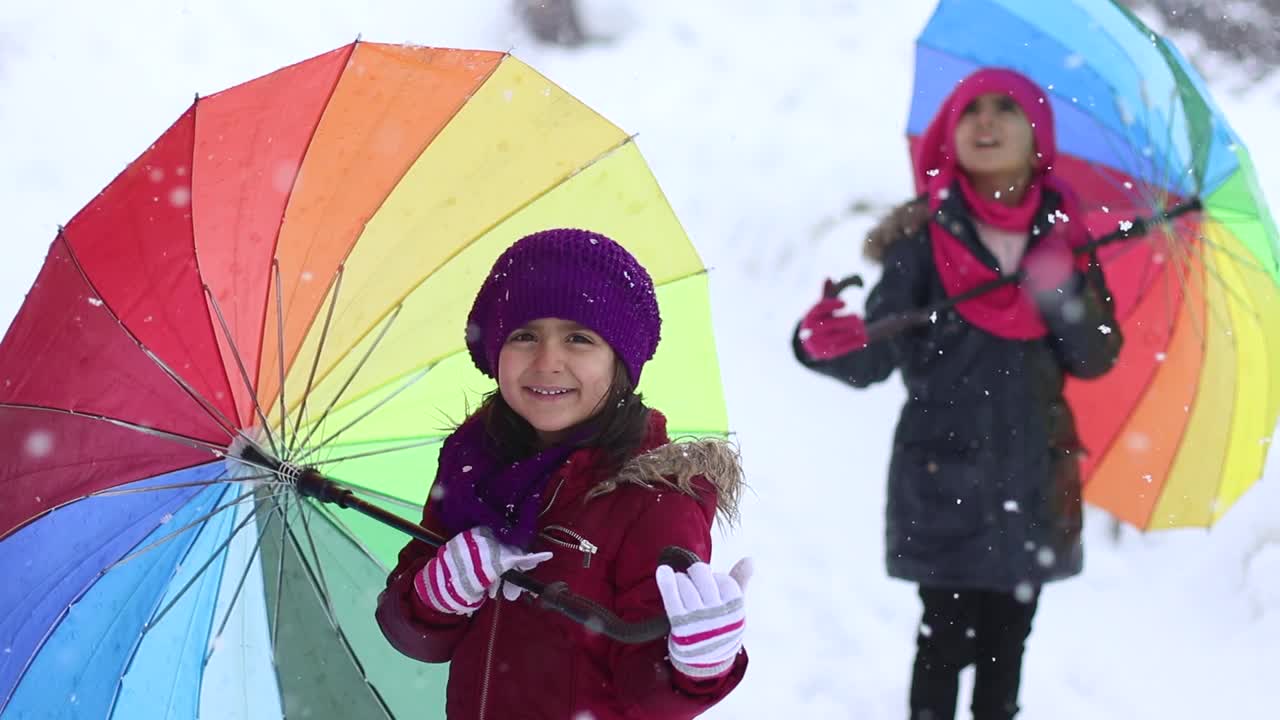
[794, 191, 1123, 591]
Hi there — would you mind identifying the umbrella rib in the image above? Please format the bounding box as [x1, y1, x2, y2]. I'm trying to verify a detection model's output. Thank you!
[89, 473, 276, 497]
[205, 284, 283, 457]
[279, 517, 396, 720]
[136, 344, 244, 443]
[1152, 83, 1186, 200]
[293, 362, 435, 465]
[273, 260, 291, 454]
[1186, 228, 1263, 328]
[270, 493, 291, 656]
[1195, 216, 1278, 276]
[203, 500, 281, 665]
[313, 503, 391, 573]
[102, 482, 237, 720]
[0, 475, 223, 716]
[281, 132, 644, 414]
[295, 499, 337, 621]
[53, 228, 245, 447]
[109, 486, 281, 570]
[141, 493, 268, 633]
[291, 304, 405, 454]
[0, 401, 223, 454]
[288, 264, 346, 459]
[307, 436, 447, 470]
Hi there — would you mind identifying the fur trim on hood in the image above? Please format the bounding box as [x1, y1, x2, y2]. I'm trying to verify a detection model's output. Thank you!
[863, 196, 928, 264]
[587, 437, 745, 528]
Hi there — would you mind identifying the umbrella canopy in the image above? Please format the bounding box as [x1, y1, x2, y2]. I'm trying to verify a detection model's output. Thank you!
[909, 0, 1280, 529]
[0, 42, 728, 719]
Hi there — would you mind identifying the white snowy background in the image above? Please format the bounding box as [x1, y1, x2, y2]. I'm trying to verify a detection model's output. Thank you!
[1, 1, 1277, 717]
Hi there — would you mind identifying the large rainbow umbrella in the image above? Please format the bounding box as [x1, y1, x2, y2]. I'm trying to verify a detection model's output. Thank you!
[909, 0, 1280, 529]
[0, 42, 726, 719]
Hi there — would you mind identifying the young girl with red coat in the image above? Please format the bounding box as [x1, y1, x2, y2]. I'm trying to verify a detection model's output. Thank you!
[793, 69, 1123, 719]
[377, 228, 749, 719]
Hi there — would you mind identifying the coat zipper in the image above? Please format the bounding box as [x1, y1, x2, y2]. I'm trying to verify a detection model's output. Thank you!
[540, 524, 598, 568]
[478, 594, 502, 719]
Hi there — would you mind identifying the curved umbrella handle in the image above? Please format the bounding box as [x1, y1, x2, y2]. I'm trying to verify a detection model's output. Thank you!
[233, 444, 690, 645]
[534, 546, 698, 643]
[827, 198, 1203, 345]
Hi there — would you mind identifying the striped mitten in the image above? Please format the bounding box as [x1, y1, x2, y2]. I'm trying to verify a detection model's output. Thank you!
[656, 558, 752, 679]
[413, 526, 553, 615]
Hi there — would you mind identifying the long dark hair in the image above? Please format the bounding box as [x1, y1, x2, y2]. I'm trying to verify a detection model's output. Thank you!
[477, 360, 651, 478]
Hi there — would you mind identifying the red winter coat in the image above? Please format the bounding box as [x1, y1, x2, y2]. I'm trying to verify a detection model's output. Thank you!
[375, 411, 747, 719]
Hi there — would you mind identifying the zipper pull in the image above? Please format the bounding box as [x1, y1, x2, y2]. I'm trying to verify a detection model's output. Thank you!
[579, 539, 598, 568]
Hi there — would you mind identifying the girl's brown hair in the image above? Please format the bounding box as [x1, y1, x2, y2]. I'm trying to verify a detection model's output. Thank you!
[477, 360, 651, 478]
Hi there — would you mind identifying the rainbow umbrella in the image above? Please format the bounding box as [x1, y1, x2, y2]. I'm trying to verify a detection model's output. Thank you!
[0, 42, 727, 719]
[908, 0, 1280, 529]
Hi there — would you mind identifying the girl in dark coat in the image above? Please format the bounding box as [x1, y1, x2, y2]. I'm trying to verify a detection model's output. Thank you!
[793, 69, 1123, 719]
[377, 228, 749, 719]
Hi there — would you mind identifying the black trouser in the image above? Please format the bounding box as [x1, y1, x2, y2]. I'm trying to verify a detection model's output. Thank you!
[909, 586, 1039, 720]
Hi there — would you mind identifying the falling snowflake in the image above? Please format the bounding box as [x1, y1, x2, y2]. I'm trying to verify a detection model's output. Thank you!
[1098, 324, 1112, 334]
[1125, 432, 1152, 453]
[169, 186, 192, 208]
[25, 430, 54, 458]
[1003, 500, 1020, 513]
[1014, 582, 1036, 604]
[1036, 547, 1056, 568]
[87, 297, 104, 307]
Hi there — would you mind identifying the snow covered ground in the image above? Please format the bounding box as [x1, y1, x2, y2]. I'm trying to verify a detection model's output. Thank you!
[1, 1, 1277, 716]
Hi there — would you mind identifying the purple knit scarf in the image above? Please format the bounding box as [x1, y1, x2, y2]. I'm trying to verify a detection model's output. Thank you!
[432, 416, 580, 549]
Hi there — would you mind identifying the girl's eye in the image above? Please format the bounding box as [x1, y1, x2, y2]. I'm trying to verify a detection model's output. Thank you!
[997, 97, 1019, 113]
[961, 101, 978, 115]
[567, 333, 595, 344]
[507, 331, 536, 343]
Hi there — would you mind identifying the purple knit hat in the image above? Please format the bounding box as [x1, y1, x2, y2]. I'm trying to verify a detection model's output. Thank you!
[465, 228, 662, 384]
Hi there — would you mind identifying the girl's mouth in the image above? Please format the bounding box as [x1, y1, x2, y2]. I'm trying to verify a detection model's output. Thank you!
[526, 386, 574, 399]
[975, 137, 1000, 148]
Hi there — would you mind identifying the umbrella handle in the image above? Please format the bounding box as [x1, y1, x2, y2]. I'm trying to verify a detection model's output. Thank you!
[825, 198, 1203, 345]
[264, 456, 686, 644]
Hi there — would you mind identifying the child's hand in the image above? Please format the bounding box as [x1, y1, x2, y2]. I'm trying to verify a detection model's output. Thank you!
[656, 558, 752, 679]
[799, 282, 868, 360]
[413, 526, 553, 615]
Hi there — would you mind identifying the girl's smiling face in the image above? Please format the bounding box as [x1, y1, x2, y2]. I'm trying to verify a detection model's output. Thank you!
[953, 92, 1037, 187]
[497, 317, 617, 445]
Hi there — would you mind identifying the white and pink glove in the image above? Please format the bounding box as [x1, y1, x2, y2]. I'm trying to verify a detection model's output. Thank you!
[656, 557, 752, 679]
[413, 526, 553, 615]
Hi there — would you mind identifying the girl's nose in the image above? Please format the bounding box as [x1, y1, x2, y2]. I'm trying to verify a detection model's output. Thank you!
[530, 342, 563, 371]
